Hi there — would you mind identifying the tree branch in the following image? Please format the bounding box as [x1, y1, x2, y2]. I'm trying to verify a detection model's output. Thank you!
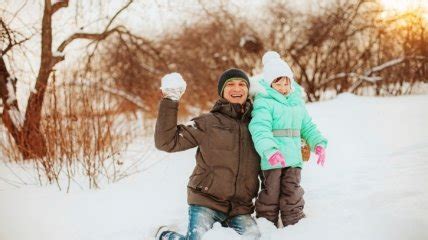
[51, 0, 69, 15]
[320, 56, 428, 89]
[55, 0, 134, 54]
[56, 26, 124, 52]
[103, 0, 133, 32]
[84, 0, 134, 67]
[0, 19, 12, 55]
[51, 54, 65, 67]
[67, 81, 150, 112]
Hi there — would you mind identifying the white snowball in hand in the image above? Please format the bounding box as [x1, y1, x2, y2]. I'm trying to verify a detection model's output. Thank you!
[160, 72, 187, 90]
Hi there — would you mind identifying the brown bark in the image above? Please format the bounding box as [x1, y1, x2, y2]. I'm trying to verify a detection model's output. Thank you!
[0, 56, 42, 158]
[1, 0, 68, 159]
[18, 0, 56, 159]
[1, 0, 133, 159]
[0, 57, 24, 147]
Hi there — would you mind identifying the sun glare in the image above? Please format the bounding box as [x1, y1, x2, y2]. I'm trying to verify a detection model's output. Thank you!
[379, 0, 428, 20]
[379, 0, 428, 12]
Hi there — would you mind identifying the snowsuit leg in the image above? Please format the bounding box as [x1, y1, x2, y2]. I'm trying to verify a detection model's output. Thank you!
[255, 169, 282, 226]
[279, 167, 305, 227]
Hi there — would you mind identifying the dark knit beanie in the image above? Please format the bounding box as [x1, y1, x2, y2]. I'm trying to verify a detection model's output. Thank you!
[217, 68, 250, 97]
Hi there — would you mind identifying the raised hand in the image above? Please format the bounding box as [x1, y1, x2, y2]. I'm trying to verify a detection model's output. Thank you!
[160, 72, 187, 101]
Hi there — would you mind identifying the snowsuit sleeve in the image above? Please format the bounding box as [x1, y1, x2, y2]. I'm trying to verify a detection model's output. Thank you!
[155, 98, 205, 152]
[300, 106, 328, 151]
[249, 97, 279, 159]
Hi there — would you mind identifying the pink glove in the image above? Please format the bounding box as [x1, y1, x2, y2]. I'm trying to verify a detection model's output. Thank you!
[315, 146, 326, 166]
[268, 151, 286, 167]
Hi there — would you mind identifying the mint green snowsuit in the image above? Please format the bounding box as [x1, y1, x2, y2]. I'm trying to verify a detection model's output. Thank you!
[249, 80, 327, 170]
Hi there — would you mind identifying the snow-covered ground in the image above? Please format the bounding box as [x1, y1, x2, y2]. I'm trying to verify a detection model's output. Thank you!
[1, 93, 428, 240]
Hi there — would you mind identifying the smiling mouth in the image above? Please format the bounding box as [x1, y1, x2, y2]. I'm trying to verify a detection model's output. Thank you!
[230, 94, 243, 98]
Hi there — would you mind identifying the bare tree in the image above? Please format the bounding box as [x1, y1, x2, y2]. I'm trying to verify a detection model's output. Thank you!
[158, 8, 263, 110]
[265, 0, 381, 101]
[88, 5, 264, 115]
[264, 0, 427, 100]
[0, 0, 134, 159]
[82, 31, 166, 117]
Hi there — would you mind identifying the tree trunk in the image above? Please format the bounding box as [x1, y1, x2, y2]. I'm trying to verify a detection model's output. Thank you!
[0, 57, 24, 147]
[19, 0, 55, 159]
[1, 0, 130, 159]
[0, 0, 56, 159]
[0, 55, 47, 159]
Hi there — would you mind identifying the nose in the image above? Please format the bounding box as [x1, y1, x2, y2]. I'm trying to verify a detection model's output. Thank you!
[231, 85, 242, 91]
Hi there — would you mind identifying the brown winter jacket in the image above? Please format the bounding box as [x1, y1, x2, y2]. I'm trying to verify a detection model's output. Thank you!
[155, 98, 261, 217]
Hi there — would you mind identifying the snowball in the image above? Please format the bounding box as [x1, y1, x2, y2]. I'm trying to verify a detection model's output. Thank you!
[160, 72, 187, 90]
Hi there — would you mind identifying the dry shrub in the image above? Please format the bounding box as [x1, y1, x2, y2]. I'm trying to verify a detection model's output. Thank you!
[89, 9, 263, 116]
[264, 0, 427, 99]
[0, 71, 144, 191]
[367, 10, 428, 96]
[158, 10, 263, 110]
[89, 33, 165, 117]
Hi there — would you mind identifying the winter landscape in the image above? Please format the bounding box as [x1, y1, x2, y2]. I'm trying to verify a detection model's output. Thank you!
[1, 0, 427, 240]
[1, 92, 428, 240]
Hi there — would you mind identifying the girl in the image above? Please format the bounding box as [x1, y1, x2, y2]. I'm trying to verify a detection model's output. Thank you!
[249, 51, 328, 227]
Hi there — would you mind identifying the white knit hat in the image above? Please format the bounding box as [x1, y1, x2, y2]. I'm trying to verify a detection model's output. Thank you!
[262, 51, 294, 84]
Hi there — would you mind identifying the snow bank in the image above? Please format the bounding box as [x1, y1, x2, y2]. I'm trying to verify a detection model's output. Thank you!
[0, 94, 427, 240]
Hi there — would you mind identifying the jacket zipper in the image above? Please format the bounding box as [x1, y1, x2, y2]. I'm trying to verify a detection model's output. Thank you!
[230, 119, 242, 214]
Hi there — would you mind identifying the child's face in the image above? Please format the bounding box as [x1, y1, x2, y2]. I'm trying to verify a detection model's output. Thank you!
[271, 77, 291, 95]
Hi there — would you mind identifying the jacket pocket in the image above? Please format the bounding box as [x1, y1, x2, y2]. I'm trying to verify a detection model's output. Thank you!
[188, 167, 213, 192]
[208, 125, 235, 151]
[188, 167, 235, 201]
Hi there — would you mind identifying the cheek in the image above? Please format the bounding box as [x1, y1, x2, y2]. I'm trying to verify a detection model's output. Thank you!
[223, 87, 231, 95]
[272, 85, 281, 91]
[242, 91, 248, 99]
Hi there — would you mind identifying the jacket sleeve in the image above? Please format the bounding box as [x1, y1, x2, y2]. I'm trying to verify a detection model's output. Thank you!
[301, 106, 328, 151]
[249, 98, 279, 159]
[154, 98, 204, 153]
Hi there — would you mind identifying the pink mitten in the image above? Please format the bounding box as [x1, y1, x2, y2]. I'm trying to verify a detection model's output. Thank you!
[268, 151, 286, 167]
[315, 146, 326, 166]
